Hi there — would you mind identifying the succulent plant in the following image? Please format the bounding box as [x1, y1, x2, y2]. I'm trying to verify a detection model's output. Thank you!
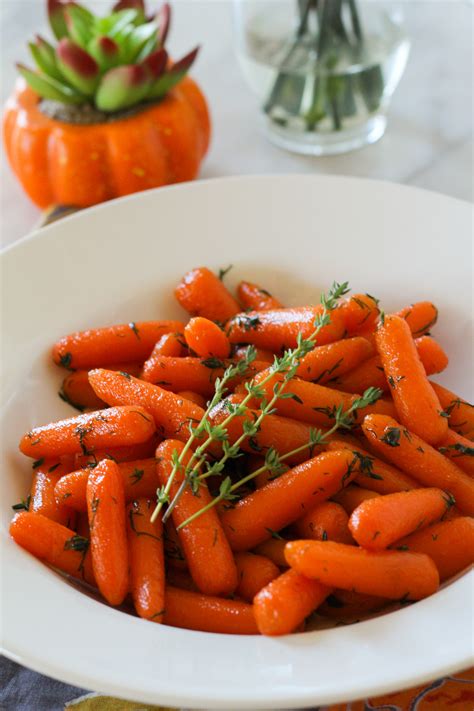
[17, 0, 199, 112]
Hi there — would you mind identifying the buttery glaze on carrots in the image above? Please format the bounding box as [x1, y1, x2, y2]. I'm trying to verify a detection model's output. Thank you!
[9, 266, 474, 636]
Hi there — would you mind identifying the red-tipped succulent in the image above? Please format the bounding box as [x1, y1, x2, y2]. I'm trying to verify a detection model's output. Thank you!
[18, 0, 199, 112]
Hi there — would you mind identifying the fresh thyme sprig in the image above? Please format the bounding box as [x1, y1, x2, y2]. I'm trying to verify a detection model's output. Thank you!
[151, 281, 352, 525]
[176, 385, 382, 529]
[149, 346, 258, 523]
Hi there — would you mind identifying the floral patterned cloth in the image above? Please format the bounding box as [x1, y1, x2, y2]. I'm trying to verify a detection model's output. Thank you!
[1, 657, 472, 710]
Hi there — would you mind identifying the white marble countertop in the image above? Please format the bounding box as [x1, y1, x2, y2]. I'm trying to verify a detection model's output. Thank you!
[1, 0, 472, 248]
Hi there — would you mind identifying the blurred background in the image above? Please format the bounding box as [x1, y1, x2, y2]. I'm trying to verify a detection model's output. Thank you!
[1, 0, 473, 247]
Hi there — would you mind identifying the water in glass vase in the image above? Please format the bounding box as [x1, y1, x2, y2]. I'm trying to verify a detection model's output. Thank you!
[236, 2, 410, 155]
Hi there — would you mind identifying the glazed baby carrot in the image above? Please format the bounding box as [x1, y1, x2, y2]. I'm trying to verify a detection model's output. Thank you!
[334, 336, 448, 394]
[220, 449, 358, 551]
[166, 567, 197, 591]
[295, 337, 374, 384]
[9, 511, 94, 585]
[294, 501, 353, 544]
[75, 511, 90, 539]
[163, 520, 187, 570]
[253, 568, 331, 636]
[210, 399, 325, 464]
[60, 370, 107, 411]
[55, 458, 159, 511]
[140, 332, 186, 382]
[88, 369, 205, 441]
[61, 362, 144, 412]
[147, 332, 186, 358]
[157, 439, 238, 596]
[233, 345, 274, 363]
[332, 485, 380, 514]
[235, 552, 280, 602]
[430, 381, 474, 439]
[249, 369, 391, 428]
[237, 281, 283, 311]
[227, 306, 346, 351]
[375, 316, 447, 445]
[349, 488, 452, 550]
[86, 459, 128, 606]
[339, 294, 380, 335]
[394, 517, 474, 580]
[254, 459, 277, 488]
[327, 440, 418, 494]
[396, 301, 438, 337]
[285, 540, 439, 600]
[415, 337, 449, 376]
[253, 538, 288, 567]
[52, 320, 184, 369]
[175, 266, 240, 322]
[19, 406, 156, 459]
[73, 436, 160, 467]
[141, 356, 268, 396]
[319, 589, 387, 621]
[438, 429, 474, 476]
[30, 459, 76, 526]
[177, 390, 207, 408]
[127, 498, 165, 622]
[163, 586, 258, 635]
[184, 317, 231, 358]
[362, 414, 474, 516]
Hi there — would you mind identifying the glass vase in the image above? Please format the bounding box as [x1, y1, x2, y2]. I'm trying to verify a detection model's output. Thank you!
[233, 0, 410, 155]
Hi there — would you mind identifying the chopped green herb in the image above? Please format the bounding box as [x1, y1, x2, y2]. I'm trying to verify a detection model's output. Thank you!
[217, 264, 233, 281]
[130, 468, 145, 485]
[236, 314, 261, 331]
[201, 357, 226, 370]
[129, 322, 140, 339]
[59, 352, 73, 369]
[381, 427, 401, 447]
[12, 496, 31, 512]
[265, 527, 284, 540]
[64, 534, 89, 552]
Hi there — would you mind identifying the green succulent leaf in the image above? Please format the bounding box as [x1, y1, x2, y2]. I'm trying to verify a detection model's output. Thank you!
[29, 36, 64, 81]
[113, 0, 144, 9]
[146, 47, 198, 99]
[88, 35, 120, 71]
[142, 48, 167, 80]
[57, 38, 99, 96]
[124, 21, 158, 63]
[107, 9, 139, 38]
[17, 63, 84, 104]
[157, 3, 171, 46]
[95, 64, 150, 111]
[64, 5, 94, 48]
[21, 2, 197, 112]
[146, 72, 179, 100]
[113, 0, 145, 18]
[47, 0, 69, 40]
[135, 35, 158, 63]
[69, 2, 94, 22]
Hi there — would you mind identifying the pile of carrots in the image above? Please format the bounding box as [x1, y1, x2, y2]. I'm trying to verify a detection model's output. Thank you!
[10, 266, 474, 636]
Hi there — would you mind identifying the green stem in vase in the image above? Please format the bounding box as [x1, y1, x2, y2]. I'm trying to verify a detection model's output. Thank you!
[264, 0, 387, 135]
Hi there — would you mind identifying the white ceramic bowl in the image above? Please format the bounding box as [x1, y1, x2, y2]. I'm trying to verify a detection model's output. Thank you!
[1, 176, 473, 709]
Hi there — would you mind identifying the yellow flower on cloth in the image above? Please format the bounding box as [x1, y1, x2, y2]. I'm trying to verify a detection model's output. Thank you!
[65, 692, 174, 711]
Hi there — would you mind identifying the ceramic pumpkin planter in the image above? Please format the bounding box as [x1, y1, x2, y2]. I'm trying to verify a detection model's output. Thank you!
[3, 0, 210, 209]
